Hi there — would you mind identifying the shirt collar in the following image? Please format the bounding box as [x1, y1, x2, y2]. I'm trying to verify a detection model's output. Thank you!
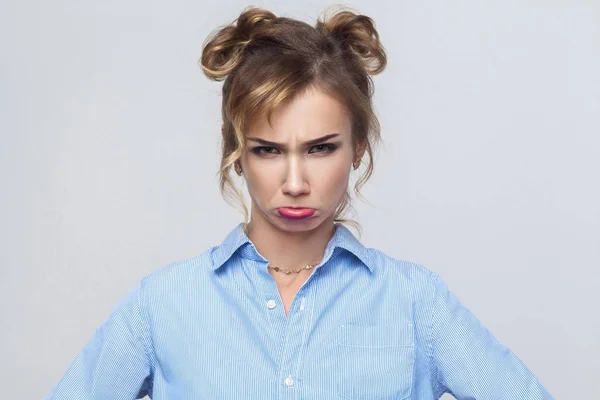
[210, 222, 374, 273]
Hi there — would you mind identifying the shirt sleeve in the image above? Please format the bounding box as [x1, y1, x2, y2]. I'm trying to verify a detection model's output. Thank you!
[44, 279, 155, 400]
[428, 272, 554, 399]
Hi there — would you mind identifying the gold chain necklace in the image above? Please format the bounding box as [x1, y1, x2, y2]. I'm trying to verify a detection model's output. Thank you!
[268, 263, 316, 274]
[243, 224, 320, 274]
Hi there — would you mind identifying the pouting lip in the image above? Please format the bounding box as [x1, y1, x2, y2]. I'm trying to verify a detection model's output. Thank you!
[277, 207, 315, 219]
[278, 207, 315, 212]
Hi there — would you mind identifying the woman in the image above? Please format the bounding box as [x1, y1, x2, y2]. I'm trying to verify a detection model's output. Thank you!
[46, 6, 553, 399]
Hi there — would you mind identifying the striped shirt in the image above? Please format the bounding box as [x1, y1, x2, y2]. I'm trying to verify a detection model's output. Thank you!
[45, 222, 553, 399]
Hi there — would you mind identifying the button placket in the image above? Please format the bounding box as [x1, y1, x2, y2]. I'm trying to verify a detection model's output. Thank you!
[284, 375, 294, 387]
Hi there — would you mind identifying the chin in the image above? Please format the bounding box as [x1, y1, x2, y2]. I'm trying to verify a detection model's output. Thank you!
[271, 215, 325, 233]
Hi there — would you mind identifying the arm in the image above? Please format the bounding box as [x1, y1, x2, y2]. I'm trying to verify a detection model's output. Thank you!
[44, 279, 154, 400]
[428, 273, 553, 399]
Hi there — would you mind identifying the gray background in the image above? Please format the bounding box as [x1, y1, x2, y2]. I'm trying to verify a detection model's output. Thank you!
[1, 0, 598, 398]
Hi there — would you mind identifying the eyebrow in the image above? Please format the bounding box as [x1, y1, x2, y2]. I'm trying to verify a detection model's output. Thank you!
[246, 133, 340, 148]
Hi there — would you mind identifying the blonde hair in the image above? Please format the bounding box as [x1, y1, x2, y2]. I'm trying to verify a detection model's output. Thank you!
[200, 6, 386, 235]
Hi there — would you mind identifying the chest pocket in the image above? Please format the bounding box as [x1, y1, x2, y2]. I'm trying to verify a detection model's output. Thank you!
[337, 323, 415, 400]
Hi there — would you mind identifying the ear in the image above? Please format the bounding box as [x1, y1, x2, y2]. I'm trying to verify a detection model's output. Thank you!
[355, 139, 367, 160]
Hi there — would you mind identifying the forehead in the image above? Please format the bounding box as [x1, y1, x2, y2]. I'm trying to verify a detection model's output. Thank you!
[247, 87, 352, 142]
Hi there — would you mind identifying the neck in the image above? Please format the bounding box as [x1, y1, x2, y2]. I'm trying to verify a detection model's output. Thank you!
[245, 209, 336, 287]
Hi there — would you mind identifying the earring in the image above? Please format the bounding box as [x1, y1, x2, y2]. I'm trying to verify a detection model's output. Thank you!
[234, 163, 243, 176]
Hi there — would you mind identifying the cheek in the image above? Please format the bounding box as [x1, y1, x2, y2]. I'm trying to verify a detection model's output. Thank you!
[311, 155, 351, 192]
[241, 161, 279, 199]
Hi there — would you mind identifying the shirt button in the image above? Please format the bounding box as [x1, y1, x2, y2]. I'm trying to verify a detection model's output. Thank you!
[266, 299, 277, 309]
[284, 376, 294, 387]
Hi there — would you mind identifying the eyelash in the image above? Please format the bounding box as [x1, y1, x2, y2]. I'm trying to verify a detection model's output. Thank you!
[251, 143, 338, 156]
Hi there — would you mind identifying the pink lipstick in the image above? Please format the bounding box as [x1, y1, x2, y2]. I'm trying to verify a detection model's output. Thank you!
[277, 207, 315, 219]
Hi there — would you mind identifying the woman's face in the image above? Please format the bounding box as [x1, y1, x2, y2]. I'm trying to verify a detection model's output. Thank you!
[239, 87, 357, 233]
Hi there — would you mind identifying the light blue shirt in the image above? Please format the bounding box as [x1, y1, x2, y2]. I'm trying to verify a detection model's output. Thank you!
[46, 222, 553, 399]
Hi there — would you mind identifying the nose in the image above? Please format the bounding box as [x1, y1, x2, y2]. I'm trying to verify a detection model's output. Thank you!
[281, 156, 310, 197]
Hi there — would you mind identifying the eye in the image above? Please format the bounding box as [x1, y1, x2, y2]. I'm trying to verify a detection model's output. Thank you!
[252, 146, 280, 156]
[308, 143, 337, 154]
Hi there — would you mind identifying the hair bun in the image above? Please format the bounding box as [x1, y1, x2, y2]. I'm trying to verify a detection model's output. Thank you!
[318, 9, 386, 75]
[200, 8, 277, 81]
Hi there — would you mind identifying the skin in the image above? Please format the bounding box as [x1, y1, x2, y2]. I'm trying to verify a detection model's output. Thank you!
[235, 86, 365, 316]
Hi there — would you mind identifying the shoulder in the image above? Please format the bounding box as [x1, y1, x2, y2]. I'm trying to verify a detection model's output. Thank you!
[138, 247, 215, 294]
[368, 247, 441, 300]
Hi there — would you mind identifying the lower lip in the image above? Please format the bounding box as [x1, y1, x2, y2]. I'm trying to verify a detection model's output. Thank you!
[277, 207, 315, 219]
